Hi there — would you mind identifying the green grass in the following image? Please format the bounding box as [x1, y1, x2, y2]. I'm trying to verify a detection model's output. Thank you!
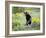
[31, 25, 40, 30]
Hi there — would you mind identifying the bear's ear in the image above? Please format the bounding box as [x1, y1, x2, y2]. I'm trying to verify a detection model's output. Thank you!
[23, 12, 26, 14]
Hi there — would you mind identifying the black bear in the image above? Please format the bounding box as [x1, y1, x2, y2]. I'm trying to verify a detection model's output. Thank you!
[24, 12, 31, 25]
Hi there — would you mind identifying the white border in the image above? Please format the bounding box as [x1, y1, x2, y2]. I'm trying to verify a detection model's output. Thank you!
[9, 4, 43, 34]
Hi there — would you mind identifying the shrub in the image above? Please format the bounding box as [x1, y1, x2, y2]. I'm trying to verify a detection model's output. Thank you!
[32, 17, 40, 23]
[12, 13, 26, 31]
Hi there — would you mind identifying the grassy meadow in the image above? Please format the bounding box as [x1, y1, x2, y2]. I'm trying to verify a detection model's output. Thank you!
[12, 7, 40, 31]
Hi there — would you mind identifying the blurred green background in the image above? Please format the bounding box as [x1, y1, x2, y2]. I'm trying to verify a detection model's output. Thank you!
[12, 7, 40, 31]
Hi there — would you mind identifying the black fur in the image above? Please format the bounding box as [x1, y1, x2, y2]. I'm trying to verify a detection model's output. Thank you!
[24, 12, 31, 25]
